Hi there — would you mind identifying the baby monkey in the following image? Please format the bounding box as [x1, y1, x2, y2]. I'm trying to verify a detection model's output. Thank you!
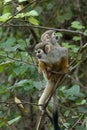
[35, 30, 68, 130]
[41, 29, 59, 45]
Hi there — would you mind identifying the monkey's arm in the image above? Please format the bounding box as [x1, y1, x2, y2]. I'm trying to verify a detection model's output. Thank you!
[61, 58, 69, 73]
[38, 61, 46, 73]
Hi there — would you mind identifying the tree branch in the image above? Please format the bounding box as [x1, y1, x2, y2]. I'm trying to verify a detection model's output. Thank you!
[2, 24, 84, 35]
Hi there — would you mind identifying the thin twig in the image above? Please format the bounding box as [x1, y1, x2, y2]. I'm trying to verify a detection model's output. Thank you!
[0, 100, 38, 106]
[69, 114, 83, 130]
[0, 54, 37, 66]
[2, 24, 84, 35]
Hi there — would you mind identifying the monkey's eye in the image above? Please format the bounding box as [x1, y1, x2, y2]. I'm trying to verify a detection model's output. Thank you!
[52, 32, 56, 36]
[37, 49, 43, 54]
[38, 50, 41, 53]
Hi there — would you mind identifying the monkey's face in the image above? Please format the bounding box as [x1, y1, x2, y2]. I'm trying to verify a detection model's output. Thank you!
[35, 49, 47, 62]
[35, 45, 51, 62]
[41, 31, 58, 45]
[51, 32, 58, 44]
[41, 30, 54, 42]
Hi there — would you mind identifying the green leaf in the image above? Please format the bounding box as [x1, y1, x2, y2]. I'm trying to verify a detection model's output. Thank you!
[0, 13, 11, 22]
[0, 61, 14, 73]
[76, 125, 86, 130]
[76, 99, 86, 105]
[8, 116, 21, 125]
[8, 79, 30, 90]
[83, 30, 87, 36]
[57, 32, 63, 38]
[73, 36, 81, 41]
[62, 42, 71, 48]
[81, 99, 86, 105]
[64, 11, 72, 20]
[2, 93, 10, 101]
[18, 0, 27, 2]
[62, 42, 79, 54]
[29, 17, 39, 25]
[35, 6, 42, 15]
[33, 81, 42, 90]
[78, 106, 87, 114]
[64, 84, 84, 99]
[17, 39, 26, 50]
[72, 46, 79, 53]
[0, 119, 7, 127]
[64, 6, 73, 20]
[15, 10, 39, 18]
[4, 44, 20, 52]
[13, 80, 29, 87]
[0, 86, 8, 95]
[84, 117, 87, 129]
[25, 10, 39, 17]
[14, 64, 28, 75]
[4, 0, 12, 4]
[15, 13, 25, 18]
[47, 3, 54, 10]
[64, 110, 70, 117]
[1, 37, 16, 48]
[24, 84, 33, 91]
[63, 122, 70, 128]
[33, 80, 46, 90]
[71, 21, 85, 30]
[57, 15, 65, 23]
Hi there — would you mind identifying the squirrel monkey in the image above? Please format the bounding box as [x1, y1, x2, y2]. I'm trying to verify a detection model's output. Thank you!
[35, 30, 68, 75]
[35, 30, 60, 74]
[41, 30, 59, 45]
[35, 30, 68, 130]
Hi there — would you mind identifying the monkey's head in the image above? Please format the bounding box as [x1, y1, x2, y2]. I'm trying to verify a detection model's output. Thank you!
[35, 44, 51, 62]
[41, 30, 58, 45]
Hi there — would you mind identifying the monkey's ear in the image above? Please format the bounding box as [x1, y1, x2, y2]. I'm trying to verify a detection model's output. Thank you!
[45, 45, 51, 53]
[44, 34, 50, 41]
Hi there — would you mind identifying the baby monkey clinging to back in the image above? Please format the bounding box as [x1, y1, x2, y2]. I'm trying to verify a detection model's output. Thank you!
[35, 30, 68, 130]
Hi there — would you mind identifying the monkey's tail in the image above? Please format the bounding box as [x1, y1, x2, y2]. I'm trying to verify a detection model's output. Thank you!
[52, 92, 61, 130]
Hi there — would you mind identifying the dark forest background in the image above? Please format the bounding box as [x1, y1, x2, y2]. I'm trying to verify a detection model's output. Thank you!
[0, 0, 87, 130]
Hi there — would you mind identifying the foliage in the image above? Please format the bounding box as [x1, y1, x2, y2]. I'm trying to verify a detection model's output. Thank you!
[0, 0, 87, 130]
